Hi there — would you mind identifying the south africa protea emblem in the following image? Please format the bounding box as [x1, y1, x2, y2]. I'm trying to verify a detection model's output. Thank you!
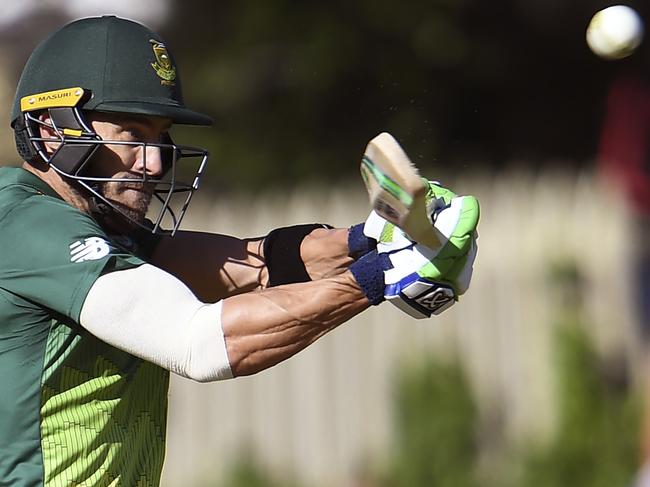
[149, 39, 176, 85]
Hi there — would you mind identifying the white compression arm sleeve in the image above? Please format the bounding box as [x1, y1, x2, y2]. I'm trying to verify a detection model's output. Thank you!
[80, 263, 233, 382]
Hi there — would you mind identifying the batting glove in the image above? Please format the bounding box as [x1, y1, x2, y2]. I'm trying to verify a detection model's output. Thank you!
[349, 181, 479, 318]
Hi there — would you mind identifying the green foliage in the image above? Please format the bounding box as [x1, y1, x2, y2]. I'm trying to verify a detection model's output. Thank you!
[206, 322, 640, 487]
[212, 454, 301, 487]
[375, 320, 640, 487]
[221, 458, 271, 487]
[160, 0, 613, 192]
[164, 0, 467, 192]
[516, 323, 640, 487]
[2, 1, 627, 182]
[380, 357, 479, 487]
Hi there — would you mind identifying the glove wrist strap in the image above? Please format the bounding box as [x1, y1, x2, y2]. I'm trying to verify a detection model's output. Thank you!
[348, 223, 376, 259]
[349, 250, 388, 305]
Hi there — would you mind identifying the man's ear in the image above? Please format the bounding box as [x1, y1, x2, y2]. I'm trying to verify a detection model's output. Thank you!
[37, 111, 60, 153]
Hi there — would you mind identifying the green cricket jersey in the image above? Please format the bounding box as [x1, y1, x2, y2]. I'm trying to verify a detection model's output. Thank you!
[0, 167, 169, 486]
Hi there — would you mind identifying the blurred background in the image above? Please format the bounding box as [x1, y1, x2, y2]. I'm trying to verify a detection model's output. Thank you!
[2, 0, 650, 485]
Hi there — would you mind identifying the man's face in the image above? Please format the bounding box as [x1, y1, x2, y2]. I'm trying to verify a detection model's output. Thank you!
[86, 112, 172, 230]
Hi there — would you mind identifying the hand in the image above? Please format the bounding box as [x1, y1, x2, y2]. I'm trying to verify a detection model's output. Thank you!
[357, 180, 480, 290]
[350, 244, 461, 318]
[382, 236, 477, 318]
[349, 178, 452, 257]
[350, 181, 479, 318]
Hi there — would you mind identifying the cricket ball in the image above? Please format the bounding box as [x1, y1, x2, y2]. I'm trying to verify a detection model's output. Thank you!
[586, 5, 644, 60]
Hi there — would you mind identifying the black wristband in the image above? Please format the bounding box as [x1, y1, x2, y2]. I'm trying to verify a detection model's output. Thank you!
[264, 223, 331, 286]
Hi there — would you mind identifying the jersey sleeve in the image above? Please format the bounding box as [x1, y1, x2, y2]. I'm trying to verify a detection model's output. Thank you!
[0, 193, 144, 322]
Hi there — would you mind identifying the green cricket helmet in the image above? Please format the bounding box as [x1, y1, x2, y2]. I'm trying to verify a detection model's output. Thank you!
[11, 15, 212, 235]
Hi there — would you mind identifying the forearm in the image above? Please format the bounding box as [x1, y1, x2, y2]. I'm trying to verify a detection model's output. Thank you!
[151, 226, 355, 301]
[222, 270, 369, 376]
[151, 231, 268, 301]
[300, 227, 353, 280]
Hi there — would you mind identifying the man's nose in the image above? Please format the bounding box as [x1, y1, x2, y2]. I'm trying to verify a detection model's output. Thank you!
[134, 145, 164, 177]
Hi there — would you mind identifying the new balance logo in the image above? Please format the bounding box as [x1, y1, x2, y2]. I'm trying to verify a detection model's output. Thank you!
[70, 237, 111, 263]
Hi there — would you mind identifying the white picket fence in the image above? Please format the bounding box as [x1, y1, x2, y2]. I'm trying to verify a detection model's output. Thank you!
[161, 170, 639, 487]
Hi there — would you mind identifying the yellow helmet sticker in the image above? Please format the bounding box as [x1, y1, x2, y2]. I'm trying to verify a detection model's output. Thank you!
[20, 87, 85, 112]
[149, 39, 176, 86]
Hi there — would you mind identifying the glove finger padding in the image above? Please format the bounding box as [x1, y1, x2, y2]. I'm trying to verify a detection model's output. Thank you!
[427, 194, 479, 251]
[442, 233, 477, 295]
[363, 180, 459, 249]
[363, 183, 478, 256]
[415, 195, 480, 291]
[426, 180, 456, 207]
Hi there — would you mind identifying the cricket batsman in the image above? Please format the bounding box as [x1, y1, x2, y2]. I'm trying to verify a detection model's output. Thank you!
[0, 15, 479, 486]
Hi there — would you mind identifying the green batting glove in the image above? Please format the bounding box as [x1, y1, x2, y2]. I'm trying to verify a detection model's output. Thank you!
[421, 181, 479, 293]
[360, 179, 479, 292]
[351, 179, 479, 318]
[365, 179, 479, 278]
[380, 189, 479, 296]
[363, 179, 458, 248]
[425, 179, 457, 208]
